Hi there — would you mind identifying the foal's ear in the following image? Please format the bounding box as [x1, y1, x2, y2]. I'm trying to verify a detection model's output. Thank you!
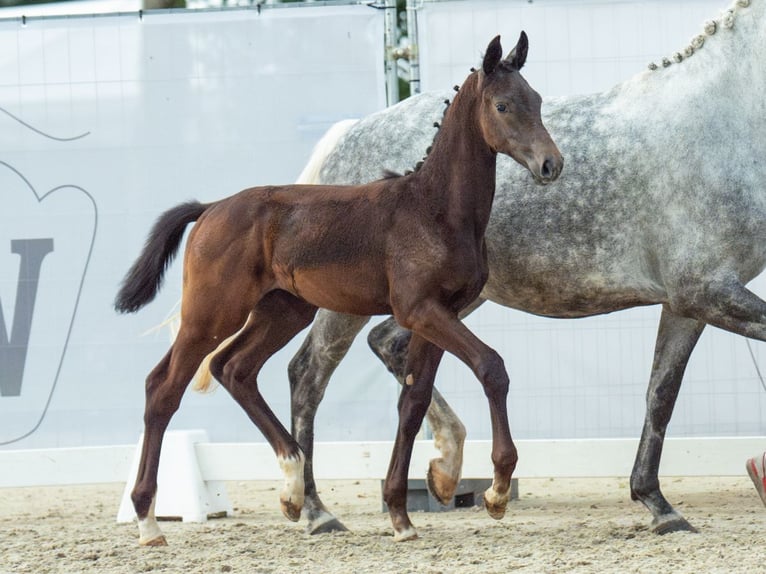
[507, 30, 529, 70]
[482, 35, 503, 75]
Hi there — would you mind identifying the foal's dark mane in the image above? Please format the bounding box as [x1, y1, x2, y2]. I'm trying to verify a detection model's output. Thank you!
[403, 58, 522, 177]
[404, 98, 450, 176]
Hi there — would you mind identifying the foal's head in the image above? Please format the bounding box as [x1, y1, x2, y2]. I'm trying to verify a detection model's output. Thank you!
[478, 34, 563, 184]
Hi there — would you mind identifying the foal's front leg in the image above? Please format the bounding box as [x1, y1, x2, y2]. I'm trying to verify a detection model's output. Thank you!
[401, 303, 517, 521]
[368, 316, 467, 505]
[382, 334, 444, 541]
[369, 298, 485, 504]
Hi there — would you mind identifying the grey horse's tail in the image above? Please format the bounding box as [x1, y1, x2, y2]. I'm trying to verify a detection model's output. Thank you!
[114, 200, 209, 314]
[295, 119, 358, 184]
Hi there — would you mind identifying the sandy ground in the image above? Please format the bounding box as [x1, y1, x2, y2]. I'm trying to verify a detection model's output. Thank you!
[1, 476, 764, 574]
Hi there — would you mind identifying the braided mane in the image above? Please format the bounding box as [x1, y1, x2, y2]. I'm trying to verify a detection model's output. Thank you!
[404, 87, 456, 175]
[648, 0, 751, 70]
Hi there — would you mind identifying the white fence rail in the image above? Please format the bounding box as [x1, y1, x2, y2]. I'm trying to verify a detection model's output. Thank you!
[1, 436, 762, 489]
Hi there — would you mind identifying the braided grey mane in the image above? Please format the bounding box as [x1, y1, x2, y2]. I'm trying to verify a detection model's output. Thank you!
[648, 0, 751, 70]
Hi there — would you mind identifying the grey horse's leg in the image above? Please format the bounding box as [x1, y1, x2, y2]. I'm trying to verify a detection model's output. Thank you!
[368, 299, 485, 503]
[673, 277, 766, 341]
[288, 310, 370, 534]
[634, 278, 766, 533]
[630, 305, 706, 534]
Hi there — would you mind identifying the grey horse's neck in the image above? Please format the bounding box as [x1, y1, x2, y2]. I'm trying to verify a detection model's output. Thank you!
[606, 0, 763, 132]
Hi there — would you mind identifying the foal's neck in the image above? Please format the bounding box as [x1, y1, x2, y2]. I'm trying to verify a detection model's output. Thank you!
[415, 72, 498, 232]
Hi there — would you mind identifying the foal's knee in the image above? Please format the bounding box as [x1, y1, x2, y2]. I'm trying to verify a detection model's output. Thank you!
[477, 350, 509, 399]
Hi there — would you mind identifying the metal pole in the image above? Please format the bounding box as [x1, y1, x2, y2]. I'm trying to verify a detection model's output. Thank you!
[384, 0, 399, 105]
[406, 0, 420, 96]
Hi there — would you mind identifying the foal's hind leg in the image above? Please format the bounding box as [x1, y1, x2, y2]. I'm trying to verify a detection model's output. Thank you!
[368, 316, 466, 505]
[287, 310, 370, 534]
[210, 290, 317, 521]
[631, 306, 705, 534]
[132, 323, 241, 546]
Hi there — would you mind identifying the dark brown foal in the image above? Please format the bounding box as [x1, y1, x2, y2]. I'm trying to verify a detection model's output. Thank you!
[115, 33, 562, 545]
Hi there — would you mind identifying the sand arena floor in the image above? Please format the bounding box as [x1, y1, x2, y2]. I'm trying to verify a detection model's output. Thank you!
[1, 476, 764, 573]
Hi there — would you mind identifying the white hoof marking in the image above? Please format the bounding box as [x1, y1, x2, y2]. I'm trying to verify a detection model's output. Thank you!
[137, 497, 166, 546]
[393, 526, 419, 542]
[278, 452, 306, 511]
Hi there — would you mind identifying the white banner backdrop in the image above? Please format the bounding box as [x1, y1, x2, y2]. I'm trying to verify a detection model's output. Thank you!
[0, 4, 388, 449]
[3, 0, 765, 454]
[418, 0, 728, 97]
[415, 0, 766, 441]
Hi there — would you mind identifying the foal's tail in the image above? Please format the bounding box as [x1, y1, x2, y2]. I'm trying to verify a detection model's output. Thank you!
[114, 200, 209, 314]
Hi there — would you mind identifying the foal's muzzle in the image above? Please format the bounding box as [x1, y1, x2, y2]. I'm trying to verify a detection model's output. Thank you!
[537, 154, 563, 184]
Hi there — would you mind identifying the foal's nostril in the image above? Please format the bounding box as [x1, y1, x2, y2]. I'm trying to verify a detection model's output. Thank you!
[539, 155, 562, 182]
[541, 157, 554, 180]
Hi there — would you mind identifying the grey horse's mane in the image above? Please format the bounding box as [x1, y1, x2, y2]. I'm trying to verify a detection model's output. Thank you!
[648, 0, 751, 70]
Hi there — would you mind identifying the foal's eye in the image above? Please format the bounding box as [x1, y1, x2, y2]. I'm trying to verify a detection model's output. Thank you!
[495, 103, 508, 113]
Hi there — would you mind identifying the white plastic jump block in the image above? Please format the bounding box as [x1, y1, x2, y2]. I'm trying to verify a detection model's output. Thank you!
[117, 429, 232, 523]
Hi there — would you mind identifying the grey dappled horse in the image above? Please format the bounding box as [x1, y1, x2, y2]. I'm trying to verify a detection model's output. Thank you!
[288, 0, 765, 535]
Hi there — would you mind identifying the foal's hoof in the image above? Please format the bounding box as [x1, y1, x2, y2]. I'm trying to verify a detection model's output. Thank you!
[281, 500, 303, 522]
[139, 535, 168, 547]
[483, 489, 508, 520]
[651, 512, 698, 535]
[308, 516, 350, 535]
[426, 458, 458, 505]
[393, 526, 419, 542]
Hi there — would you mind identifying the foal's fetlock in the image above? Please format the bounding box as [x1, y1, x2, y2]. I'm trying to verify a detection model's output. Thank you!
[136, 496, 167, 546]
[391, 513, 419, 542]
[483, 487, 509, 520]
[393, 525, 419, 542]
[426, 458, 459, 504]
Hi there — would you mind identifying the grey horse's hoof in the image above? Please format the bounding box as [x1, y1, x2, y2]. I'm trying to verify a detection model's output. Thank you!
[307, 517, 350, 535]
[651, 512, 698, 535]
[426, 462, 456, 506]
